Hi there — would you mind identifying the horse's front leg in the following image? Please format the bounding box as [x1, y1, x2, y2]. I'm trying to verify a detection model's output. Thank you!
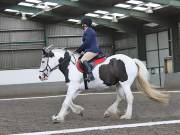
[70, 100, 84, 116]
[52, 82, 80, 123]
[69, 90, 84, 116]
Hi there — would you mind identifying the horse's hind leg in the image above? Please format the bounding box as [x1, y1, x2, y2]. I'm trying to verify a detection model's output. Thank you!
[104, 83, 125, 118]
[120, 82, 134, 119]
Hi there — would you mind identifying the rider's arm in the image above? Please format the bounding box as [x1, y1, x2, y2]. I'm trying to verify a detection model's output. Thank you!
[75, 31, 92, 53]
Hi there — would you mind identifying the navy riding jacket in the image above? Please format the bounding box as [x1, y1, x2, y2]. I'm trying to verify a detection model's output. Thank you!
[79, 27, 100, 53]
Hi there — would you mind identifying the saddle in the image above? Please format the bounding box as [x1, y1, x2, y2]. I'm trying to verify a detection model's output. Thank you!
[76, 53, 106, 89]
[76, 53, 106, 73]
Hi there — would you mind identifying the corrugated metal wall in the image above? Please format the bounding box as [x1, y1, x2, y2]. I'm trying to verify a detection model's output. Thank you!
[97, 32, 113, 55]
[0, 15, 113, 70]
[0, 15, 44, 70]
[46, 23, 113, 56]
[114, 34, 138, 58]
[46, 23, 82, 48]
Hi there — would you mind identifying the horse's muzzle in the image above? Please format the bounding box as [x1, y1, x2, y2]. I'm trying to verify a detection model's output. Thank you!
[39, 75, 43, 81]
[39, 75, 48, 81]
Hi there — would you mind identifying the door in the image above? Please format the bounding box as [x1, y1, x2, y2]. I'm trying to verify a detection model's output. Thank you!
[145, 31, 170, 87]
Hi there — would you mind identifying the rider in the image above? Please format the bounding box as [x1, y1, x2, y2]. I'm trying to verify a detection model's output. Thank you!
[75, 17, 101, 81]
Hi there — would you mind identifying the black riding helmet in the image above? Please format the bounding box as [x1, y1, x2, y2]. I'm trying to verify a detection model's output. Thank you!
[81, 17, 92, 27]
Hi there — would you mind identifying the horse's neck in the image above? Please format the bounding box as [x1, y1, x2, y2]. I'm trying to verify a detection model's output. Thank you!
[68, 53, 82, 78]
[55, 49, 81, 76]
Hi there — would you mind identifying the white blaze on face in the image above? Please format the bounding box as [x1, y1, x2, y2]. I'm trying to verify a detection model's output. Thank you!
[39, 57, 49, 81]
[38, 52, 60, 81]
[38, 49, 70, 81]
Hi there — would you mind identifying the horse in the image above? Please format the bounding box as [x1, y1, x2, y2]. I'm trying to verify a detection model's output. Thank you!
[38, 45, 169, 123]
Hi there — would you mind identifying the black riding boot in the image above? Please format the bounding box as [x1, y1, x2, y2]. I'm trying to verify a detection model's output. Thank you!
[83, 61, 95, 82]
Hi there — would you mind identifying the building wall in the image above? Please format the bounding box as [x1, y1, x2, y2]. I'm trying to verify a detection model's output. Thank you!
[114, 33, 138, 58]
[0, 15, 44, 70]
[0, 15, 113, 70]
[46, 23, 113, 56]
[145, 31, 170, 87]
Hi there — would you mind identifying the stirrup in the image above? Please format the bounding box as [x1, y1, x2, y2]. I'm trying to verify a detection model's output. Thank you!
[85, 73, 95, 82]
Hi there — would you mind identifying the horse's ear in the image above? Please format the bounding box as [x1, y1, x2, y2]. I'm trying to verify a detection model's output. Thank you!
[64, 51, 70, 58]
[59, 57, 63, 64]
[45, 44, 55, 53]
[58, 52, 71, 67]
[49, 51, 54, 57]
[62, 47, 67, 51]
[42, 48, 47, 55]
[42, 45, 55, 57]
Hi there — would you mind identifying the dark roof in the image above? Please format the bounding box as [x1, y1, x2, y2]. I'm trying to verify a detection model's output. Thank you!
[0, 0, 180, 32]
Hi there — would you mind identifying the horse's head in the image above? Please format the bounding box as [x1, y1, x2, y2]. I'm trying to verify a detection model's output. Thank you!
[39, 45, 56, 81]
[39, 45, 72, 81]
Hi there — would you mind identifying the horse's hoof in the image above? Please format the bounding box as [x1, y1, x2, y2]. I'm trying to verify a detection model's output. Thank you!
[76, 106, 84, 116]
[79, 111, 83, 117]
[52, 115, 64, 123]
[104, 113, 110, 118]
[111, 113, 120, 119]
[120, 114, 131, 120]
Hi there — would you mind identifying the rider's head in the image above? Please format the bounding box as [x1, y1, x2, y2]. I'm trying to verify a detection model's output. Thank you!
[81, 17, 92, 30]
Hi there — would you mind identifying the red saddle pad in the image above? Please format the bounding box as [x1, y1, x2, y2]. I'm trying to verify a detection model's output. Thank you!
[76, 57, 106, 73]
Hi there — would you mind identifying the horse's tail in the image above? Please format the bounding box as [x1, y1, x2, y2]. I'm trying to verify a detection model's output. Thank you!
[133, 58, 169, 104]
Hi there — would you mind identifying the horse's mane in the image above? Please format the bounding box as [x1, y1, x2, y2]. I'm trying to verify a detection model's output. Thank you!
[52, 48, 80, 58]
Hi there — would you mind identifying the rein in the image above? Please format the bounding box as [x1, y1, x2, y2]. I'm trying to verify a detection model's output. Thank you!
[40, 51, 78, 77]
[39, 57, 58, 77]
[70, 52, 77, 65]
[39, 57, 50, 77]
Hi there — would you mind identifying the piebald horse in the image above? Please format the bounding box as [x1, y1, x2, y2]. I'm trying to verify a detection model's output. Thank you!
[39, 46, 169, 123]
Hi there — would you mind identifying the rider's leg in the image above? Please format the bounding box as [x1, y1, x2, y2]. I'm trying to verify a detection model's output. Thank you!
[81, 52, 97, 62]
[81, 52, 97, 81]
[83, 61, 95, 81]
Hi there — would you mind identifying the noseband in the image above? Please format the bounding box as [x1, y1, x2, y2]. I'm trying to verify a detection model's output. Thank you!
[39, 57, 59, 77]
[40, 50, 77, 79]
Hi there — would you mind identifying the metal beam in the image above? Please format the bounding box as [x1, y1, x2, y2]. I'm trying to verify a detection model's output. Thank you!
[8, 5, 133, 32]
[42, 0, 94, 10]
[11, 4, 173, 27]
[170, 0, 180, 8]
[9, 0, 174, 31]
[145, 0, 171, 5]
[89, 17, 137, 33]
[171, 20, 180, 72]
[39, 11, 126, 32]
[105, 7, 174, 26]
[8, 5, 41, 13]
[47, 12, 129, 32]
[42, 10, 135, 32]
[41, 0, 174, 26]
[8, 5, 68, 18]
[146, 0, 180, 9]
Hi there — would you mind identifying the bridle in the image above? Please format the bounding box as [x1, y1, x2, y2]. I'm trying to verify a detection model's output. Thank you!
[62, 49, 78, 65]
[39, 56, 59, 78]
[70, 52, 77, 65]
[39, 51, 78, 78]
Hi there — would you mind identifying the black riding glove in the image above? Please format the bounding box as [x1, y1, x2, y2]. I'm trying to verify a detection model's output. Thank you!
[75, 47, 84, 54]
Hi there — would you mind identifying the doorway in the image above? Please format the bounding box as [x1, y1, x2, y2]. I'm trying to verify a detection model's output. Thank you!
[145, 30, 171, 87]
